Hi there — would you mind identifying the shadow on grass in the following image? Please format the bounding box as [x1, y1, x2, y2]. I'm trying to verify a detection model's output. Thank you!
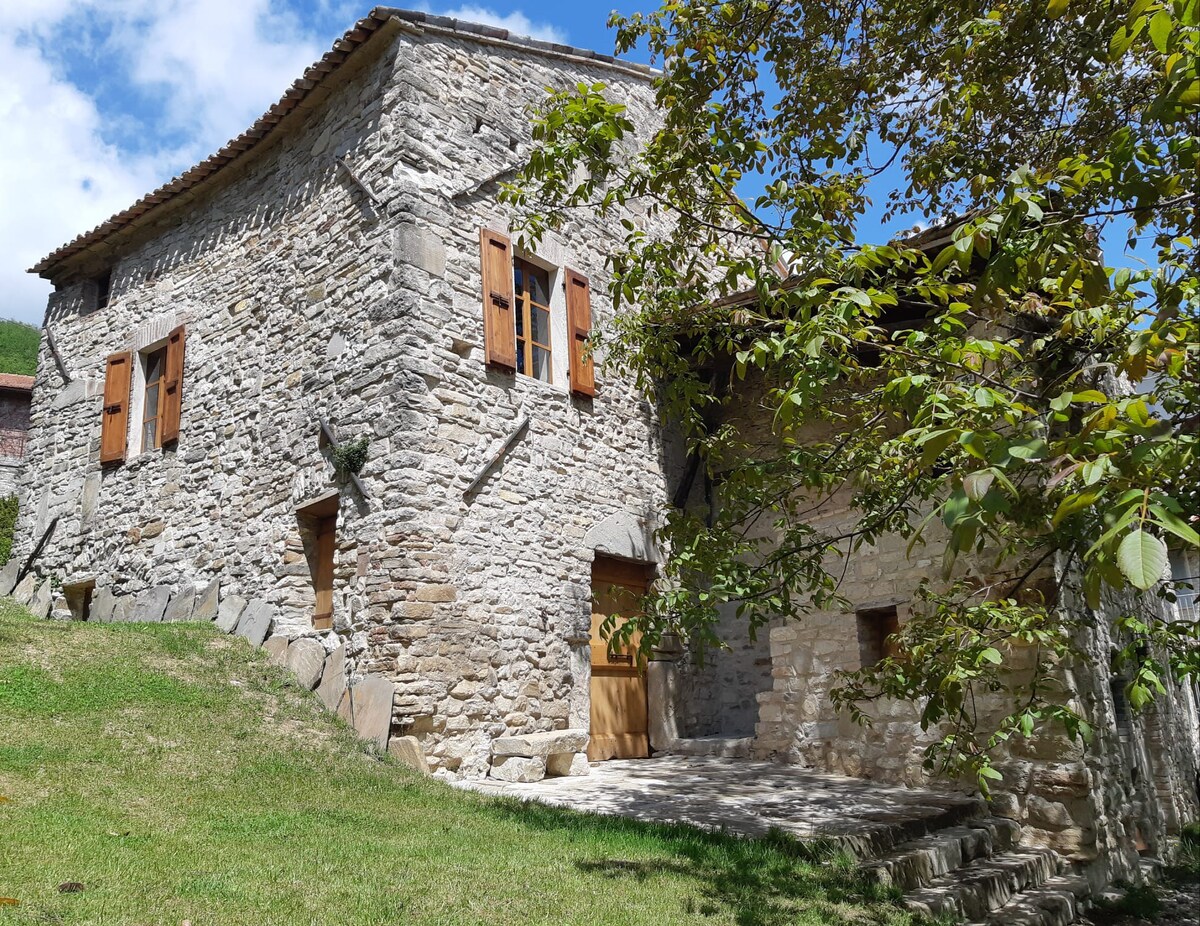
[484, 798, 906, 926]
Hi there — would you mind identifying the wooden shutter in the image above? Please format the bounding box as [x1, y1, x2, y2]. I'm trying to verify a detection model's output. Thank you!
[161, 325, 185, 444]
[99, 352, 132, 464]
[479, 228, 517, 370]
[565, 268, 596, 397]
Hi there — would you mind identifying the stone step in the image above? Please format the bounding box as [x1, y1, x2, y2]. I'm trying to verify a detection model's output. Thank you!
[861, 817, 1021, 892]
[831, 796, 989, 859]
[904, 848, 1063, 921]
[968, 875, 1091, 926]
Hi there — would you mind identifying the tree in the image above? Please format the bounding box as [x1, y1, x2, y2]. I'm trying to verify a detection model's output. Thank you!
[506, 0, 1199, 787]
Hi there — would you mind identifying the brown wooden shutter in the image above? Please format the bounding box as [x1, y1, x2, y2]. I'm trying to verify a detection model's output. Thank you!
[100, 352, 132, 464]
[161, 325, 185, 444]
[565, 268, 596, 397]
[479, 228, 517, 370]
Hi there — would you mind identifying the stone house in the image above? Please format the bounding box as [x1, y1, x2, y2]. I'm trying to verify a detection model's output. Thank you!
[10, 4, 1199, 905]
[0, 373, 33, 497]
[15, 8, 671, 778]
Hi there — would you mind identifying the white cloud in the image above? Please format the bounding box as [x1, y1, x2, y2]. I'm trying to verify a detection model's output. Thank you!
[0, 2, 567, 327]
[423, 5, 568, 44]
[0, 26, 167, 326]
[109, 0, 323, 150]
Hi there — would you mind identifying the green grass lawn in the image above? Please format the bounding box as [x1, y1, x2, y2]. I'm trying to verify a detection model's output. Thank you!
[0, 320, 38, 377]
[0, 601, 920, 926]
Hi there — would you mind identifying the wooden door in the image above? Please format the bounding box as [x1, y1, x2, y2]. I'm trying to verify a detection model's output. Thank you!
[313, 515, 335, 631]
[589, 557, 653, 761]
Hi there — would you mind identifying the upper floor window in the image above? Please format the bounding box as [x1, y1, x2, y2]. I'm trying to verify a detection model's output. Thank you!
[513, 257, 552, 383]
[95, 271, 112, 310]
[479, 227, 595, 397]
[99, 325, 185, 465]
[141, 345, 169, 451]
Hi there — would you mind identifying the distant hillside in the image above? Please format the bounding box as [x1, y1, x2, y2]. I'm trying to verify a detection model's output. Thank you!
[0, 319, 39, 376]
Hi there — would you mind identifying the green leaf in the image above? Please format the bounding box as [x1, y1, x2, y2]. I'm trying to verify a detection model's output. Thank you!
[963, 470, 995, 501]
[1117, 529, 1168, 590]
[1147, 505, 1200, 547]
[1148, 10, 1172, 52]
[979, 647, 1002, 665]
[1046, 0, 1069, 16]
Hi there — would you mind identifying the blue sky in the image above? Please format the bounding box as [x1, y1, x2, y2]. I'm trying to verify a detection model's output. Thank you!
[0, 1, 1142, 328]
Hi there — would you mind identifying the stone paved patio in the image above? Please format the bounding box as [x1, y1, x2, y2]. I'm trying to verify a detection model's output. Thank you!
[459, 755, 982, 852]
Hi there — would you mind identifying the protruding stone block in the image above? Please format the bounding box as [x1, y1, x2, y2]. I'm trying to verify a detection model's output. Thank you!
[317, 644, 346, 711]
[546, 752, 589, 777]
[112, 596, 134, 622]
[0, 558, 20, 597]
[388, 735, 431, 775]
[264, 636, 290, 667]
[234, 600, 273, 647]
[90, 587, 116, 623]
[490, 756, 546, 783]
[344, 674, 394, 749]
[287, 637, 326, 690]
[12, 572, 36, 605]
[492, 729, 589, 759]
[30, 579, 53, 618]
[215, 594, 246, 633]
[163, 583, 196, 622]
[136, 586, 171, 622]
[193, 578, 220, 622]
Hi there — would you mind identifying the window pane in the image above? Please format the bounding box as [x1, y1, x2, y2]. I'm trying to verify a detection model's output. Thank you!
[145, 383, 160, 415]
[516, 339, 526, 374]
[145, 348, 166, 383]
[528, 267, 549, 305]
[532, 345, 551, 382]
[513, 265, 523, 293]
[143, 418, 157, 450]
[531, 306, 550, 345]
[514, 298, 525, 336]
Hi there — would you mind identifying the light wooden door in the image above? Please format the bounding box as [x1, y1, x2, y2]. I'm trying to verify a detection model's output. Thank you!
[589, 557, 653, 761]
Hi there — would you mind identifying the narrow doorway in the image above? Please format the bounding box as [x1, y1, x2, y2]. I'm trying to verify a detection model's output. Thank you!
[589, 556, 654, 761]
[297, 492, 338, 631]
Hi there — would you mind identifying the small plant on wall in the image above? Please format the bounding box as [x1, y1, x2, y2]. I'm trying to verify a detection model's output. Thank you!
[332, 436, 370, 475]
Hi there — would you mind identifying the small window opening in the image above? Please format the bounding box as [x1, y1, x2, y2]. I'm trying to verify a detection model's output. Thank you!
[473, 116, 484, 134]
[1110, 678, 1134, 742]
[141, 345, 168, 451]
[513, 257, 552, 383]
[96, 271, 112, 310]
[856, 605, 900, 668]
[64, 581, 96, 622]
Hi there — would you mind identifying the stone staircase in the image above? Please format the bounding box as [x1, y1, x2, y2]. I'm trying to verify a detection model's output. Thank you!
[854, 800, 1093, 926]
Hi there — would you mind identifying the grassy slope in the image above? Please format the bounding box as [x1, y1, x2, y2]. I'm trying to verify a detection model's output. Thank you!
[0, 320, 38, 377]
[0, 602, 917, 926]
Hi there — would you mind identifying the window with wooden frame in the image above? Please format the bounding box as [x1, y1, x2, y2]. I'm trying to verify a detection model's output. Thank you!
[513, 257, 552, 383]
[479, 228, 594, 396]
[140, 345, 168, 451]
[99, 324, 185, 465]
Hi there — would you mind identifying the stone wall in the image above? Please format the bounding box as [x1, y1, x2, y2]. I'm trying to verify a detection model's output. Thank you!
[663, 375, 1200, 886]
[16, 19, 670, 778]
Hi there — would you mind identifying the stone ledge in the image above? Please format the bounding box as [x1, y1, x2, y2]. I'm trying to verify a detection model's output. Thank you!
[492, 729, 588, 758]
